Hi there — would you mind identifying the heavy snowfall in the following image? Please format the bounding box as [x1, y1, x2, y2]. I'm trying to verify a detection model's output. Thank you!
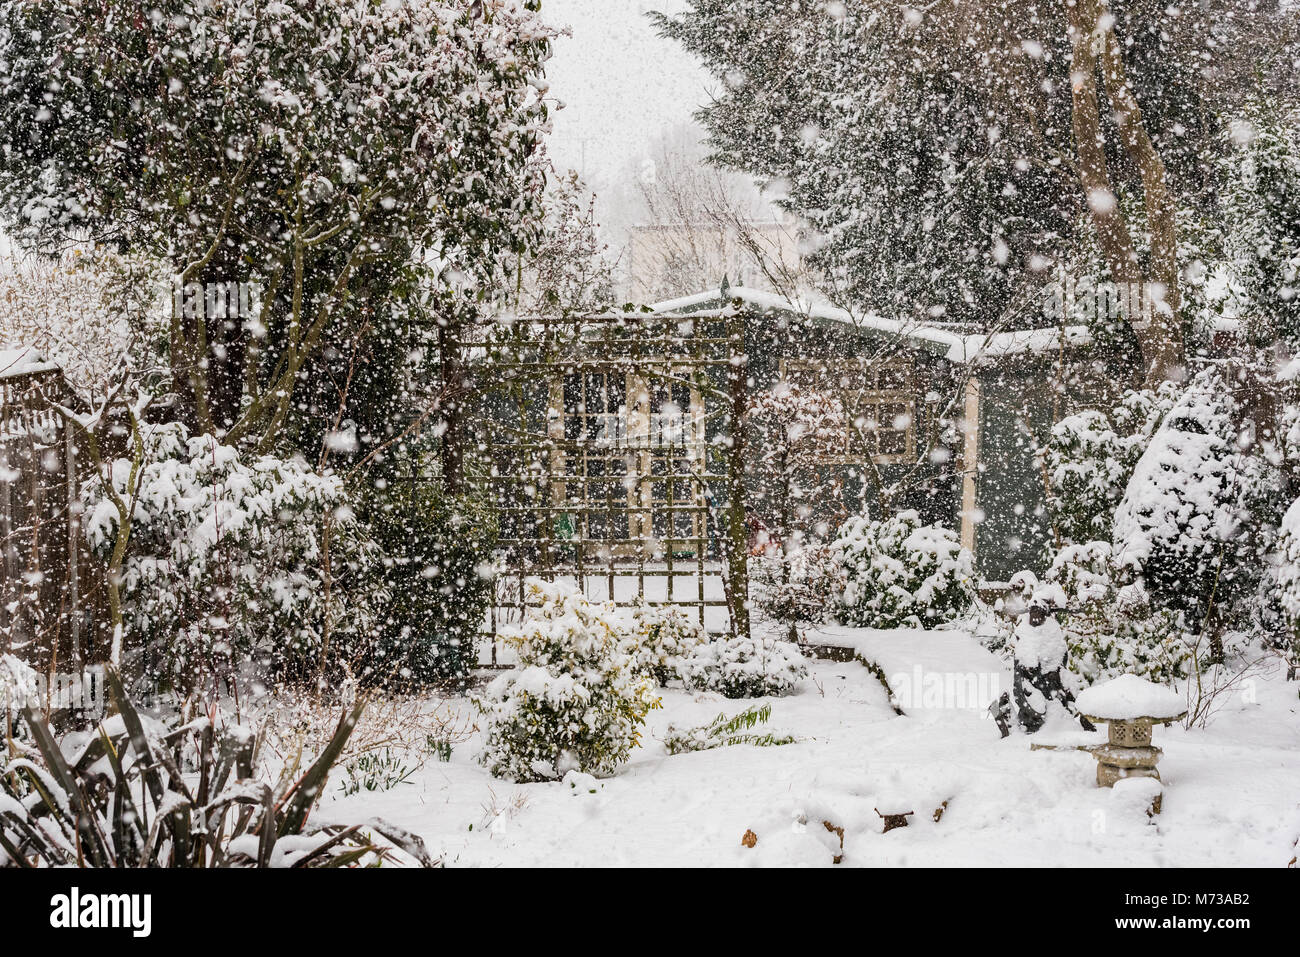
[0, 0, 1297, 875]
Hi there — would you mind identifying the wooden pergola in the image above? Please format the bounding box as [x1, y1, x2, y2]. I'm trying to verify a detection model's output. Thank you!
[445, 307, 754, 645]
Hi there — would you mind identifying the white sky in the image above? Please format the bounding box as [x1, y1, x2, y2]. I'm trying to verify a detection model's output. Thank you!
[540, 0, 713, 209]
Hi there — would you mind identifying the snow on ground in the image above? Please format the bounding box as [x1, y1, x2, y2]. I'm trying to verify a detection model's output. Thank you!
[330, 625, 1300, 867]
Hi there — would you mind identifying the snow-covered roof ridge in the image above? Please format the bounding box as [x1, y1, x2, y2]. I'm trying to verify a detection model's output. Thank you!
[1075, 673, 1187, 722]
[0, 346, 59, 380]
[649, 286, 1093, 364]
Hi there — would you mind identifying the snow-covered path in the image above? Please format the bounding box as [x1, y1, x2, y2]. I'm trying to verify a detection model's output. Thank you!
[327, 628, 1300, 867]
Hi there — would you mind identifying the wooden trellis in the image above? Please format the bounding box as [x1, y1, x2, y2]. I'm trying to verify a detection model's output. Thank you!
[449, 308, 752, 644]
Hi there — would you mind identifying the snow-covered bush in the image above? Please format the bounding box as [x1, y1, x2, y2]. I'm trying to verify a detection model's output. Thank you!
[1040, 409, 1131, 545]
[1112, 369, 1259, 618]
[751, 544, 842, 634]
[1275, 496, 1300, 665]
[83, 423, 380, 692]
[830, 511, 974, 628]
[620, 601, 708, 686]
[680, 635, 808, 699]
[1036, 366, 1292, 675]
[476, 582, 659, 782]
[1039, 385, 1177, 549]
[1035, 543, 1195, 687]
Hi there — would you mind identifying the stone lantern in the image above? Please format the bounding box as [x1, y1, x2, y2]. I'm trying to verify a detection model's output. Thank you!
[1075, 674, 1187, 789]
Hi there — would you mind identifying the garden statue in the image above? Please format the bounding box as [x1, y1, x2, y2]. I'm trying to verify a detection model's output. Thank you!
[990, 591, 1094, 736]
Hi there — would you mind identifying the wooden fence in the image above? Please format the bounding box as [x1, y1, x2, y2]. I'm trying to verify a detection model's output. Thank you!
[0, 363, 102, 679]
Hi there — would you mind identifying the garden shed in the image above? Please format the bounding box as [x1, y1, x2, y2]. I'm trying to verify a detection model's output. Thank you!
[456, 283, 1107, 637]
[648, 286, 1113, 583]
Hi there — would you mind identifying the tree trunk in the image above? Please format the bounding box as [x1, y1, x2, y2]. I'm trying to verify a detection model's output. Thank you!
[1066, 0, 1185, 387]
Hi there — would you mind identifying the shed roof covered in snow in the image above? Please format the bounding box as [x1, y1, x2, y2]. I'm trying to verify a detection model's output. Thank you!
[650, 285, 1094, 365]
[0, 346, 58, 380]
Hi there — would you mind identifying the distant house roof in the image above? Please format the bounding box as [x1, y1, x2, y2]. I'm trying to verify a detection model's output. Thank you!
[650, 285, 1095, 366]
[0, 346, 58, 379]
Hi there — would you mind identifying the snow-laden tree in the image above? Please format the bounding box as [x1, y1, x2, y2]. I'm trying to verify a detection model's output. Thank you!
[1220, 106, 1300, 350]
[654, 0, 1076, 327]
[1112, 368, 1261, 623]
[628, 126, 807, 303]
[0, 0, 555, 448]
[656, 0, 1295, 380]
[501, 161, 617, 318]
[0, 249, 166, 400]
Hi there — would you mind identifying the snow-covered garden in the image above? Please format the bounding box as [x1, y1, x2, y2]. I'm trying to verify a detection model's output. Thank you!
[0, 0, 1298, 883]
[326, 621, 1299, 867]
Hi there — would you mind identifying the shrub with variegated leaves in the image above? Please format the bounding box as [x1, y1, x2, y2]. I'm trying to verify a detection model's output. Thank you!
[620, 601, 708, 686]
[82, 422, 383, 693]
[475, 582, 660, 782]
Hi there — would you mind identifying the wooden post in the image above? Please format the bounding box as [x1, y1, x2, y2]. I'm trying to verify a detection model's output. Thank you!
[626, 371, 652, 559]
[724, 307, 750, 641]
[438, 323, 465, 496]
[959, 376, 981, 557]
[65, 420, 81, 674]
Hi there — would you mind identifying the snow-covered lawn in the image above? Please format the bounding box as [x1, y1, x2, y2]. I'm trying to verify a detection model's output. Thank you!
[328, 626, 1300, 867]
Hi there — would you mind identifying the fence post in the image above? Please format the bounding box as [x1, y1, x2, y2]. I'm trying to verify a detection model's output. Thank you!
[65, 417, 82, 673]
[724, 306, 751, 641]
[0, 439, 10, 653]
[438, 323, 465, 496]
